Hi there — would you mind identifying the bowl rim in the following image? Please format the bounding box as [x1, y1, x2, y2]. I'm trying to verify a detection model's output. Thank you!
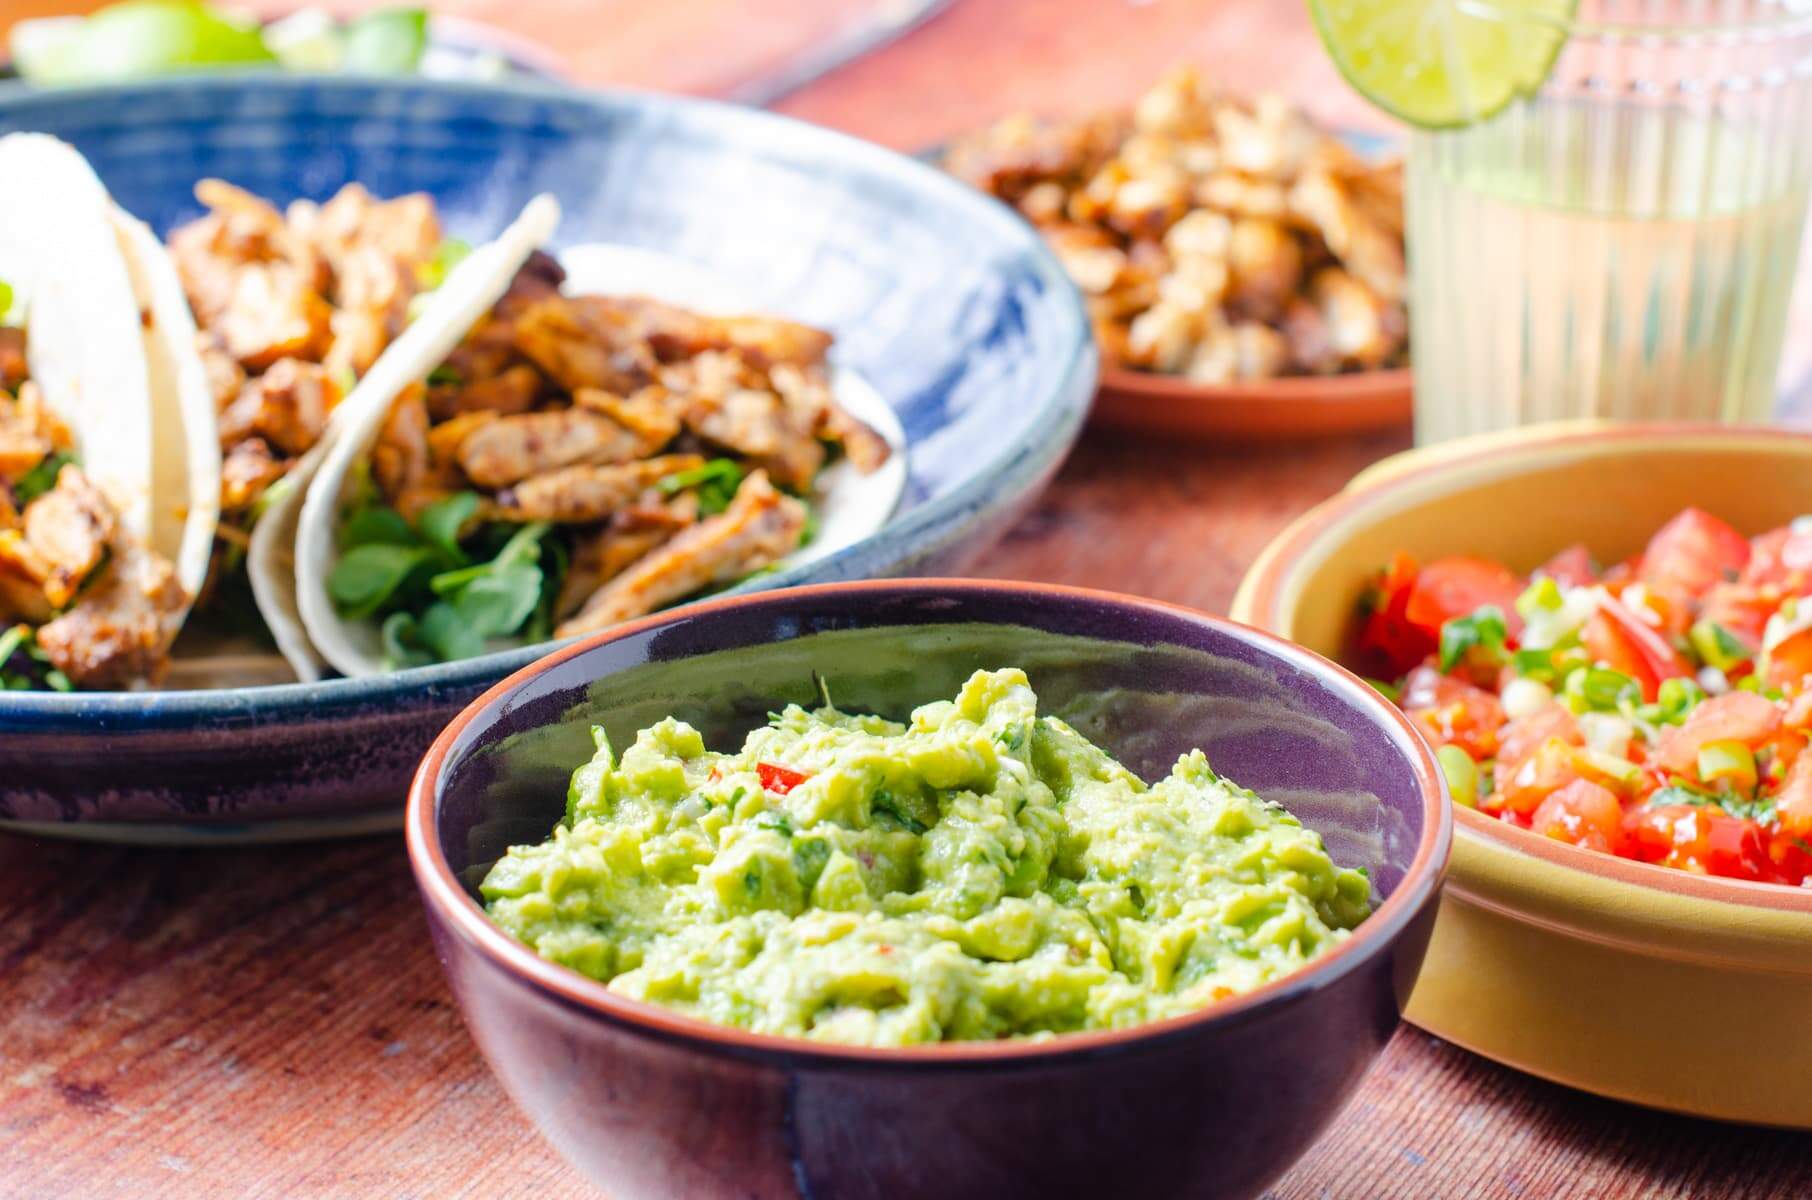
[1231, 419, 1812, 918]
[406, 577, 1453, 1066]
[0, 72, 1096, 729]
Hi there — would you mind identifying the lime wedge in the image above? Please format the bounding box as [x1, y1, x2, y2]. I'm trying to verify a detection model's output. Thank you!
[1308, 0, 1576, 129]
[11, 1, 274, 85]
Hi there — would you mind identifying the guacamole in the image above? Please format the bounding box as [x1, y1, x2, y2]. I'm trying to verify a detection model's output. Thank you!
[481, 669, 1372, 1046]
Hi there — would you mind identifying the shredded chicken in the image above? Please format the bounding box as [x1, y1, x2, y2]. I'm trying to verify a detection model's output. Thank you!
[557, 471, 806, 637]
[498, 455, 707, 524]
[455, 407, 662, 491]
[945, 65, 1407, 379]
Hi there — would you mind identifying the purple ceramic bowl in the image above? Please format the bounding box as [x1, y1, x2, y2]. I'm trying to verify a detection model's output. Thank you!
[407, 580, 1451, 1200]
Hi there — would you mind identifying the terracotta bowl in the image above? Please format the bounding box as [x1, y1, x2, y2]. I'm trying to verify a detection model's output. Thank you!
[407, 580, 1451, 1200]
[1094, 364, 1412, 439]
[1232, 421, 1812, 1127]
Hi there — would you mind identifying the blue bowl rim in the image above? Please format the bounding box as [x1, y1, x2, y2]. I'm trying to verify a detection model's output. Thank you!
[406, 577, 1454, 1068]
[0, 73, 1096, 729]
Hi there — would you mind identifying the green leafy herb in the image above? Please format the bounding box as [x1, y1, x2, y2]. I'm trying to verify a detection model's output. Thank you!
[14, 451, 74, 506]
[0, 624, 71, 691]
[1363, 676, 1401, 702]
[1646, 784, 1777, 824]
[870, 790, 928, 835]
[339, 504, 417, 550]
[657, 458, 745, 515]
[417, 491, 478, 564]
[427, 364, 463, 387]
[1561, 664, 1640, 714]
[754, 811, 793, 837]
[329, 542, 431, 618]
[0, 278, 14, 324]
[1439, 605, 1509, 673]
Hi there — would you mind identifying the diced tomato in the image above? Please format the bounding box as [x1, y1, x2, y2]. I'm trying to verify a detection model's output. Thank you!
[1624, 804, 1700, 866]
[1495, 703, 1582, 784]
[1639, 508, 1751, 606]
[1530, 778, 1627, 855]
[1776, 748, 1812, 838]
[1401, 666, 1507, 760]
[1654, 690, 1781, 776]
[1357, 552, 1435, 676]
[1497, 737, 1583, 816]
[1742, 524, 1812, 590]
[1765, 627, 1812, 691]
[756, 763, 812, 795]
[1537, 543, 1597, 588]
[1704, 815, 1774, 882]
[1582, 596, 1693, 702]
[1767, 829, 1812, 885]
[1403, 557, 1525, 638]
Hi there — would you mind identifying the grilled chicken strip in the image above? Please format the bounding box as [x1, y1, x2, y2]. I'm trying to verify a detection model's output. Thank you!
[557, 471, 806, 637]
[554, 493, 699, 620]
[499, 455, 705, 524]
[512, 296, 657, 395]
[456, 406, 668, 490]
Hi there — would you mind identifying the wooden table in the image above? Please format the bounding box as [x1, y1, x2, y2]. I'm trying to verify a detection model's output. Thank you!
[2, 3, 1810, 1197]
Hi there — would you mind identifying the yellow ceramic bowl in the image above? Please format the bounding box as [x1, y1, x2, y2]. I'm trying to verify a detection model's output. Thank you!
[1232, 421, 1812, 1127]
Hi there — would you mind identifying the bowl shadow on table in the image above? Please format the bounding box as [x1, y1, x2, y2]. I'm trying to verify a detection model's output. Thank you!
[425, 599, 1438, 1200]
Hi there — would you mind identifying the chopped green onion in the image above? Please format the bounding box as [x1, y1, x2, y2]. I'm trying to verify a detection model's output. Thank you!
[1654, 676, 1705, 722]
[1561, 665, 1639, 714]
[1515, 576, 1563, 621]
[1688, 619, 1751, 671]
[1696, 740, 1758, 791]
[1436, 744, 1479, 808]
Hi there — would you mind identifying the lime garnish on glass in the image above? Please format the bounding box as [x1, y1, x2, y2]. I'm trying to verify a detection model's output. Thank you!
[1308, 0, 1576, 129]
[10, 1, 274, 84]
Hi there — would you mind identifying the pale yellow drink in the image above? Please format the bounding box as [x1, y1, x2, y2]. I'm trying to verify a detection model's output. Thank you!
[1409, 97, 1812, 443]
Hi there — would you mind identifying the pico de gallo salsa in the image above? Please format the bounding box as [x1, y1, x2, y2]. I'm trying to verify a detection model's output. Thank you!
[1357, 508, 1812, 887]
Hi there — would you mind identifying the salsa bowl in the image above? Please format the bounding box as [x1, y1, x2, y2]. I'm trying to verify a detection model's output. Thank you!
[407, 580, 1451, 1199]
[1232, 421, 1812, 1127]
[0, 75, 1094, 842]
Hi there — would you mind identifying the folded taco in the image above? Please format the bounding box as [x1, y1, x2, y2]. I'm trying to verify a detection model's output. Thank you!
[163, 175, 490, 679]
[291, 213, 905, 677]
[0, 134, 218, 690]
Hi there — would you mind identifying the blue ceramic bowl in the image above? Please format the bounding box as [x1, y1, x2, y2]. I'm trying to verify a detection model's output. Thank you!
[0, 76, 1094, 841]
[408, 580, 1452, 1200]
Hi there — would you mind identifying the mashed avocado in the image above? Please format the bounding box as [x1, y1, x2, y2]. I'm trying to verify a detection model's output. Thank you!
[482, 668, 1372, 1046]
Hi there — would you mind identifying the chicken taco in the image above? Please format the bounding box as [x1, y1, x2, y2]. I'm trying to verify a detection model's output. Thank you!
[289, 218, 906, 677]
[164, 175, 498, 678]
[0, 134, 218, 689]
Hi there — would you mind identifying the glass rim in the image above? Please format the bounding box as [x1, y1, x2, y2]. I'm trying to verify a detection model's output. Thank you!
[1459, 0, 1812, 40]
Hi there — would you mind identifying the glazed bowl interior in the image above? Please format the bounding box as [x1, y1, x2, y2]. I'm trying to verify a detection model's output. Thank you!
[427, 582, 1443, 922]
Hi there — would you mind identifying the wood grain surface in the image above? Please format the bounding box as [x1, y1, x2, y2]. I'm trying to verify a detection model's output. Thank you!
[1, 2, 1809, 1197]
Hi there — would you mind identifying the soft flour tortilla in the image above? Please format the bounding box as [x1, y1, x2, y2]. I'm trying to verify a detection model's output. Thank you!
[0, 133, 216, 612]
[292, 226, 906, 679]
[111, 206, 220, 602]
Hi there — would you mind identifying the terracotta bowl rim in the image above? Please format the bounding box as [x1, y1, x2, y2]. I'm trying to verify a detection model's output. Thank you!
[406, 578, 1452, 1067]
[1232, 419, 1812, 918]
[1099, 363, 1413, 404]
